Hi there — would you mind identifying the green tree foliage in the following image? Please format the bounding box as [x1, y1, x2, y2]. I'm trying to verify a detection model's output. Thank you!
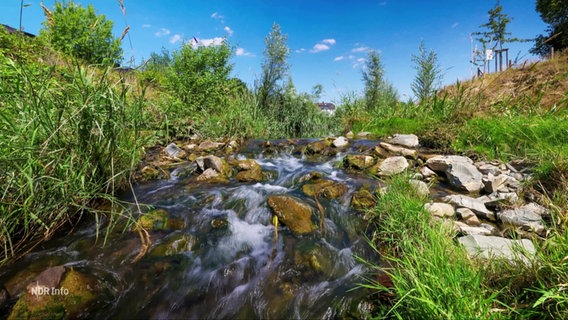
[411, 41, 443, 103]
[531, 0, 568, 57]
[140, 48, 172, 86]
[257, 23, 290, 111]
[362, 50, 398, 111]
[168, 41, 233, 112]
[40, 1, 122, 65]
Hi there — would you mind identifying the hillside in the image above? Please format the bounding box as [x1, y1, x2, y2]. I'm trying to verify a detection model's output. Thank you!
[442, 53, 568, 114]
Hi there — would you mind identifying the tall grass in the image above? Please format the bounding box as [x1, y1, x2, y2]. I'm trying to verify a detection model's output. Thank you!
[360, 176, 502, 319]
[0, 55, 146, 263]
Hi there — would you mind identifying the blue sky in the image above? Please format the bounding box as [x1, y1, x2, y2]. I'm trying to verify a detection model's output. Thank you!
[1, 1, 547, 102]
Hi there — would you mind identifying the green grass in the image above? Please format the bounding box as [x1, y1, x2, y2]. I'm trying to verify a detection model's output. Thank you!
[360, 176, 503, 319]
[0, 54, 147, 262]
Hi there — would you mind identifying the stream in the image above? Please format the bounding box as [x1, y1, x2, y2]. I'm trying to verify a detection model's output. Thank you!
[1, 139, 385, 319]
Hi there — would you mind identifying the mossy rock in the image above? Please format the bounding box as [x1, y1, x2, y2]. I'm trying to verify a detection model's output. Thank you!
[302, 179, 348, 199]
[8, 269, 98, 320]
[351, 189, 377, 209]
[151, 234, 198, 257]
[133, 209, 180, 231]
[344, 155, 375, 170]
[235, 168, 266, 182]
[267, 195, 316, 235]
[305, 140, 330, 154]
[297, 171, 323, 183]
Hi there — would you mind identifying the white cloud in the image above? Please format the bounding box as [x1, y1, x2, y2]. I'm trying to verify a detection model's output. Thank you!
[211, 12, 224, 19]
[311, 43, 330, 53]
[155, 28, 170, 37]
[451, 22, 459, 29]
[142, 24, 151, 28]
[224, 26, 234, 36]
[348, 55, 355, 60]
[357, 58, 365, 62]
[236, 47, 254, 57]
[169, 34, 182, 44]
[352, 46, 369, 52]
[192, 37, 225, 48]
[333, 56, 344, 62]
[310, 38, 336, 53]
[353, 57, 366, 68]
[295, 48, 306, 53]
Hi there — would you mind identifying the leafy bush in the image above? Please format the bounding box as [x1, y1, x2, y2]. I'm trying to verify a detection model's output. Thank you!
[40, 0, 122, 65]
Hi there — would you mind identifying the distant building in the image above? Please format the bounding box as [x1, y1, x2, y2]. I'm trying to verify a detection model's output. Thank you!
[316, 102, 336, 114]
[1, 24, 36, 38]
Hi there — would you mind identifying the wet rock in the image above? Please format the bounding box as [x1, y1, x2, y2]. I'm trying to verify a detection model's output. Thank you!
[426, 155, 483, 192]
[267, 195, 316, 235]
[498, 203, 547, 234]
[305, 140, 330, 154]
[297, 171, 323, 183]
[140, 166, 160, 180]
[302, 179, 348, 199]
[332, 136, 349, 148]
[389, 134, 419, 148]
[409, 179, 429, 197]
[379, 142, 417, 159]
[164, 143, 186, 159]
[344, 155, 375, 170]
[151, 234, 198, 256]
[195, 155, 230, 175]
[133, 209, 181, 231]
[198, 140, 224, 152]
[456, 208, 481, 226]
[351, 189, 377, 210]
[9, 268, 98, 319]
[196, 168, 229, 183]
[458, 235, 535, 265]
[373, 156, 409, 176]
[443, 194, 495, 221]
[345, 131, 354, 138]
[372, 145, 391, 159]
[211, 217, 229, 229]
[237, 159, 261, 171]
[424, 202, 455, 218]
[235, 168, 266, 182]
[25, 266, 66, 294]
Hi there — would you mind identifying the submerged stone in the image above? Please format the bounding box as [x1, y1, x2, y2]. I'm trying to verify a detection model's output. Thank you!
[133, 209, 180, 231]
[267, 195, 316, 235]
[351, 189, 377, 210]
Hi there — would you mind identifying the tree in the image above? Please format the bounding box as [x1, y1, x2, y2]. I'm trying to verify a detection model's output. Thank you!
[257, 23, 290, 111]
[411, 41, 443, 103]
[40, 1, 122, 65]
[472, 0, 521, 72]
[531, 0, 568, 57]
[362, 50, 394, 111]
[168, 41, 233, 112]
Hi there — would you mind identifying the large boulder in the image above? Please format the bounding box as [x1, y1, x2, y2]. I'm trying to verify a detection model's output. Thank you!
[379, 142, 417, 159]
[267, 195, 316, 235]
[426, 155, 483, 192]
[235, 159, 266, 182]
[458, 235, 535, 265]
[389, 134, 419, 148]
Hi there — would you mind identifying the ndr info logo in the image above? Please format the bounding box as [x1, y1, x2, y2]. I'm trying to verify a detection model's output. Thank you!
[30, 284, 69, 296]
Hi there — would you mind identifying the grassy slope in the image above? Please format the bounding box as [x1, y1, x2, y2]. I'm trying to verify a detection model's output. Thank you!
[354, 55, 568, 318]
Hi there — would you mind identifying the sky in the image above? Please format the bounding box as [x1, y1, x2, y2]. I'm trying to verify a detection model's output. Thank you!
[1, 0, 548, 102]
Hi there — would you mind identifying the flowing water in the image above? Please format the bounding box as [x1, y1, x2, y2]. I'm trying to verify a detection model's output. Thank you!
[1, 139, 385, 319]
